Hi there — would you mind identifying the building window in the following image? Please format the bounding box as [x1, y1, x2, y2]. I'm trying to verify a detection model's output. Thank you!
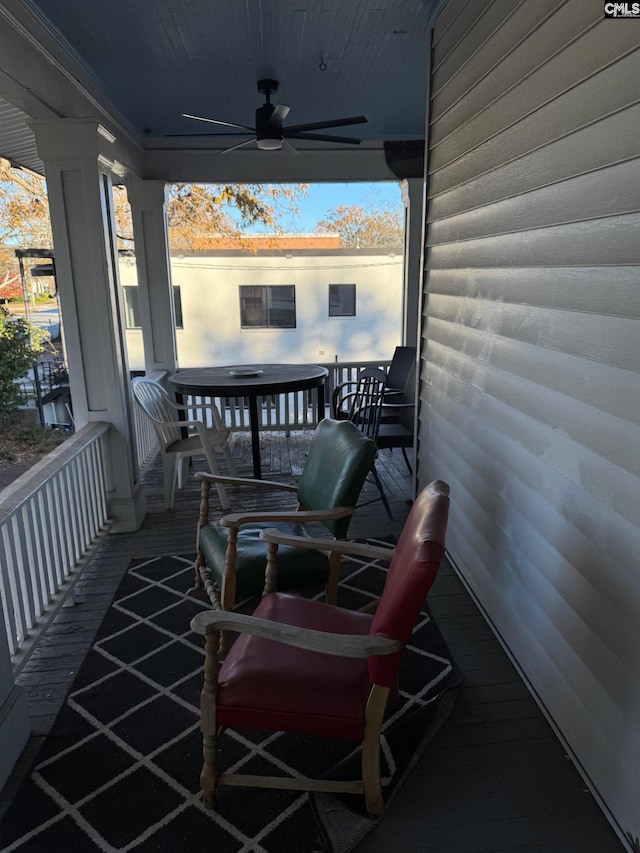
[329, 283, 356, 317]
[123, 286, 183, 330]
[240, 285, 296, 328]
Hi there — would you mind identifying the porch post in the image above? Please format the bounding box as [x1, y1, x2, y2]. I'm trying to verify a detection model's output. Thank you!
[0, 633, 30, 790]
[401, 178, 425, 348]
[29, 118, 146, 532]
[125, 180, 178, 375]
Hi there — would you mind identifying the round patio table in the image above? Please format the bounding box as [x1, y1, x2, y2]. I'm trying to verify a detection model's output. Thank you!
[168, 364, 328, 479]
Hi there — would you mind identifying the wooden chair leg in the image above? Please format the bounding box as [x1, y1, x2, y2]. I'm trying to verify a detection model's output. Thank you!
[190, 479, 211, 598]
[200, 629, 221, 808]
[361, 685, 390, 817]
[263, 539, 279, 597]
[221, 527, 238, 611]
[188, 554, 210, 602]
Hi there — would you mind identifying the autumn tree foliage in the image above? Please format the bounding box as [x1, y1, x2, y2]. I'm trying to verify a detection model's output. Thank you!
[0, 159, 51, 302]
[316, 203, 403, 250]
[0, 158, 307, 291]
[113, 183, 307, 253]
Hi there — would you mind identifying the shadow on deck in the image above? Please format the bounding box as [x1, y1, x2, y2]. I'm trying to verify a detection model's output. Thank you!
[2, 431, 625, 851]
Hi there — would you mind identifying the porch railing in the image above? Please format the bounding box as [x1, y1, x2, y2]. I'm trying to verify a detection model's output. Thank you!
[0, 421, 112, 659]
[180, 359, 392, 432]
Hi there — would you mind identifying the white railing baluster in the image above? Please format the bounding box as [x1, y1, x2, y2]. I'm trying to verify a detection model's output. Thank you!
[68, 462, 84, 563]
[35, 489, 56, 598]
[21, 503, 44, 624]
[1, 423, 111, 661]
[46, 472, 63, 574]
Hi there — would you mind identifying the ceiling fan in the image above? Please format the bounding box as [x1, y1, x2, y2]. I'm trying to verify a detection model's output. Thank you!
[181, 79, 367, 155]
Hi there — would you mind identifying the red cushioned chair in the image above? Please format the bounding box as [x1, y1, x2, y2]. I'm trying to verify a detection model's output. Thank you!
[190, 479, 450, 816]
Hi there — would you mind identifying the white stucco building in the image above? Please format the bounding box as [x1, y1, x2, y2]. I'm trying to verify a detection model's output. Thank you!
[119, 239, 403, 369]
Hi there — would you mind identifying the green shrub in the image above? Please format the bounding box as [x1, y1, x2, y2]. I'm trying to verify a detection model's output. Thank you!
[0, 306, 48, 426]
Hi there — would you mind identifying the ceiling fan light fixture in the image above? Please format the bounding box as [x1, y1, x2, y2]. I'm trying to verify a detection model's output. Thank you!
[257, 137, 282, 150]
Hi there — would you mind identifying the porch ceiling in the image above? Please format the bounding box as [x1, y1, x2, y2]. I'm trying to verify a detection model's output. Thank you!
[0, 0, 437, 182]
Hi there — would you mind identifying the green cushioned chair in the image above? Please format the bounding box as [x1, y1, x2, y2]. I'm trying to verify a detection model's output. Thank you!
[192, 418, 377, 612]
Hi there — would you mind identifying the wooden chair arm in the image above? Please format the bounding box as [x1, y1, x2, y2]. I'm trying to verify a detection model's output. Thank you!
[195, 471, 298, 492]
[190, 610, 402, 658]
[220, 506, 353, 528]
[259, 528, 395, 561]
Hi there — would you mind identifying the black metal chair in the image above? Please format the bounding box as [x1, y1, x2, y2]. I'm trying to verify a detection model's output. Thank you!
[384, 345, 416, 395]
[378, 360, 415, 473]
[332, 367, 392, 518]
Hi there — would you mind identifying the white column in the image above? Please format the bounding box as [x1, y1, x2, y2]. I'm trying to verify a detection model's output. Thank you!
[401, 178, 426, 349]
[0, 633, 30, 790]
[126, 180, 177, 375]
[29, 118, 146, 532]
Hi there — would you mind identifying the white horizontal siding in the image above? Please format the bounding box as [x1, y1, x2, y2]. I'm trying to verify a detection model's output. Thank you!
[428, 104, 640, 219]
[428, 158, 640, 244]
[422, 0, 640, 844]
[430, 48, 640, 195]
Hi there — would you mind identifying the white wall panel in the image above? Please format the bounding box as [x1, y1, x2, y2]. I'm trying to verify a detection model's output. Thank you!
[421, 0, 640, 844]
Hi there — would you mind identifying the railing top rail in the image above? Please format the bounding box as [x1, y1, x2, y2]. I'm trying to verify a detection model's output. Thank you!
[0, 421, 110, 517]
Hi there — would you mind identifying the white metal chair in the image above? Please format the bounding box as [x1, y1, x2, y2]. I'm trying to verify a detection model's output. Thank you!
[131, 376, 236, 510]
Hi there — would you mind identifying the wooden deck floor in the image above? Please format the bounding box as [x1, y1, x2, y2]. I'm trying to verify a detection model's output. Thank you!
[2, 431, 625, 851]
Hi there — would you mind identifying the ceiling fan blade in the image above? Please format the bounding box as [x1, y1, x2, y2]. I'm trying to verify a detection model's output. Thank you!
[285, 132, 362, 145]
[165, 131, 254, 137]
[182, 113, 255, 132]
[281, 139, 299, 157]
[220, 138, 258, 154]
[284, 115, 367, 134]
[271, 104, 291, 125]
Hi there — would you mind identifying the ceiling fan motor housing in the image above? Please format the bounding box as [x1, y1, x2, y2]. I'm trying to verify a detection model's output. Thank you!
[255, 94, 283, 149]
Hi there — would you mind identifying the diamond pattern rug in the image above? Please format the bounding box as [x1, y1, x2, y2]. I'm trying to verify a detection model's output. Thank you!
[0, 550, 460, 852]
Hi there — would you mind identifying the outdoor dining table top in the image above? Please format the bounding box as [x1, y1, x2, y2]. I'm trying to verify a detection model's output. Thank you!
[168, 363, 328, 398]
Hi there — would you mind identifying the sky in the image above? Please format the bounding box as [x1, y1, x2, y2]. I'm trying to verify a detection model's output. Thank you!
[254, 181, 403, 233]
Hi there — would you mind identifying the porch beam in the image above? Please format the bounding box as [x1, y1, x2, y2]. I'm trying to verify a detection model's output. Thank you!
[142, 144, 398, 183]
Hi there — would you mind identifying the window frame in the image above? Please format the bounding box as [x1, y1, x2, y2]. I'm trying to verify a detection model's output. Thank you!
[328, 283, 356, 317]
[239, 284, 297, 329]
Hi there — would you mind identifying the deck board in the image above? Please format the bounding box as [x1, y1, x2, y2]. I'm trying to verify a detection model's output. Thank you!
[1, 430, 625, 851]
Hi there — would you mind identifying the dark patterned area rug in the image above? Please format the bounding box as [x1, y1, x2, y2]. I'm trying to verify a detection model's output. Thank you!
[0, 550, 460, 853]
